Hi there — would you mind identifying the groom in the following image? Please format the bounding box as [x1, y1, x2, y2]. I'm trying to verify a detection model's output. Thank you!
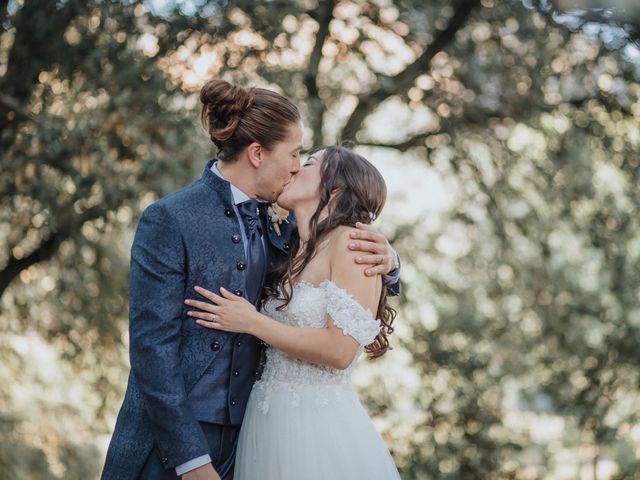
[102, 81, 400, 480]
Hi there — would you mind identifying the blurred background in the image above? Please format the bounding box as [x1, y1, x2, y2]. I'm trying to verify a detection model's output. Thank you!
[1, 0, 640, 478]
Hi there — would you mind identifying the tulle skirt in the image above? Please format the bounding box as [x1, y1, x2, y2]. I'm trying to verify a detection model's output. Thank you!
[233, 381, 401, 480]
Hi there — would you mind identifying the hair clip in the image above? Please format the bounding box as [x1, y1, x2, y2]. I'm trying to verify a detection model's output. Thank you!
[368, 212, 377, 221]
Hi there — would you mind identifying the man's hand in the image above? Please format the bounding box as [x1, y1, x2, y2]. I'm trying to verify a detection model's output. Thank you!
[182, 463, 221, 480]
[350, 222, 399, 276]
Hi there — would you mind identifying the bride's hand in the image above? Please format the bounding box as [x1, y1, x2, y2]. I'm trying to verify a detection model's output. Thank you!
[185, 286, 257, 334]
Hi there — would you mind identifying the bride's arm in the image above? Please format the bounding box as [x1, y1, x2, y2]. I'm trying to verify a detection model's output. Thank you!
[186, 231, 382, 370]
[221, 301, 360, 370]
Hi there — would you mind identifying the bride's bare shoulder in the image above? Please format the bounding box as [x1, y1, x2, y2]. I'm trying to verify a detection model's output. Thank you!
[326, 226, 380, 310]
[327, 225, 357, 246]
[326, 226, 362, 265]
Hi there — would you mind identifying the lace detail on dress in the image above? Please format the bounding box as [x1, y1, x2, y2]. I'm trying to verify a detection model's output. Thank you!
[323, 280, 382, 347]
[252, 280, 382, 414]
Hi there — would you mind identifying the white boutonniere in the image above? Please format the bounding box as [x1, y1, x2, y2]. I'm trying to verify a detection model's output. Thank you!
[267, 203, 289, 236]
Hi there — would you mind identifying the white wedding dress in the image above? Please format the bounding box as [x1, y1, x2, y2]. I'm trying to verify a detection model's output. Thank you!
[233, 280, 401, 480]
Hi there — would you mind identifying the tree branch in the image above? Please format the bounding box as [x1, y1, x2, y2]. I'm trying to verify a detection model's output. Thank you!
[0, 0, 85, 133]
[0, 204, 105, 299]
[305, 0, 335, 146]
[358, 133, 431, 152]
[0, 94, 47, 126]
[357, 86, 633, 154]
[339, 0, 481, 142]
[0, 232, 65, 298]
[0, 0, 9, 26]
[356, 106, 495, 152]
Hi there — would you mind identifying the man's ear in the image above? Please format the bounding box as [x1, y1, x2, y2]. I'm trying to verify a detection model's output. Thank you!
[246, 142, 262, 168]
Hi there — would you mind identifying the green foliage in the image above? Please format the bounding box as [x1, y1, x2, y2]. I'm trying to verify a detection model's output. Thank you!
[1, 0, 639, 478]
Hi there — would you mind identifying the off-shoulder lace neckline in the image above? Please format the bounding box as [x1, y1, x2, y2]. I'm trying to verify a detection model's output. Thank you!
[290, 279, 334, 290]
[288, 279, 378, 318]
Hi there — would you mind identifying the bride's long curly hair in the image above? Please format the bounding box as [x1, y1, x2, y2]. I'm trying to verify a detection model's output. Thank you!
[262, 145, 396, 359]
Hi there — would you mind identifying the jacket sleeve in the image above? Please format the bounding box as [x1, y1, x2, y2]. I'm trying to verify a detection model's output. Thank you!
[128, 202, 209, 468]
[382, 253, 401, 297]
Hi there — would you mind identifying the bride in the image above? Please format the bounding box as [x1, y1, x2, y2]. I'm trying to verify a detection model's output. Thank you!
[186, 145, 401, 480]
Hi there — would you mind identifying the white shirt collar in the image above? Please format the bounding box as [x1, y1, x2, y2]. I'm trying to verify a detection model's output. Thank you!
[211, 161, 261, 206]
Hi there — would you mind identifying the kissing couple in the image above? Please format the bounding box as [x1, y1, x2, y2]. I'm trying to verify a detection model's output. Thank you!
[102, 79, 402, 480]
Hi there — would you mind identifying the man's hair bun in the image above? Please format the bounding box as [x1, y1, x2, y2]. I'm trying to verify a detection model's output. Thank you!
[200, 80, 253, 148]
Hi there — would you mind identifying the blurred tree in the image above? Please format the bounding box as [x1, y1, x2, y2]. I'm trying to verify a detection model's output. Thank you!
[0, 1, 222, 477]
[1, 0, 639, 478]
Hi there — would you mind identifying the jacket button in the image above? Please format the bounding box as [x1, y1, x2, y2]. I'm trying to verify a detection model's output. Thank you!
[232, 234, 241, 243]
[161, 457, 168, 464]
[231, 399, 237, 406]
[234, 289, 243, 296]
[233, 370, 239, 377]
[225, 208, 233, 217]
[236, 340, 242, 347]
[210, 342, 220, 351]
[284, 242, 290, 250]
[237, 261, 246, 271]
